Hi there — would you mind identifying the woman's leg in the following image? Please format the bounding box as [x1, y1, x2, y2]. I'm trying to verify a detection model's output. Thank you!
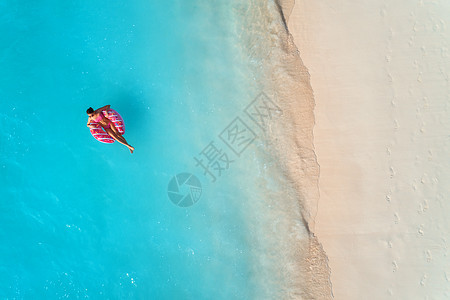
[105, 128, 134, 153]
[108, 123, 128, 144]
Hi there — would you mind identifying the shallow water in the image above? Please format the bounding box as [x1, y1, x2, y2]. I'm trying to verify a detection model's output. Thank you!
[1, 0, 330, 298]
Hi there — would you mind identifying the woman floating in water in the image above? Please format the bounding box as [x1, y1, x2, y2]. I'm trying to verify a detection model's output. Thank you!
[87, 105, 135, 153]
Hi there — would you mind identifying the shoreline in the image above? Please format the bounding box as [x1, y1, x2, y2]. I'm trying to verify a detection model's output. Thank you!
[262, 0, 334, 297]
[235, 0, 333, 297]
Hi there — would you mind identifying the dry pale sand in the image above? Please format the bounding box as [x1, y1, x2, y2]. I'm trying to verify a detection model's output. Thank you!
[288, 0, 450, 299]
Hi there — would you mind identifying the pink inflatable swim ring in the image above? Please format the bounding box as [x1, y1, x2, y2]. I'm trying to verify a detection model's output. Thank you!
[89, 109, 125, 144]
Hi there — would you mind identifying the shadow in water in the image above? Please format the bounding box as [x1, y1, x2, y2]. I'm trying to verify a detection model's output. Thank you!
[109, 90, 152, 133]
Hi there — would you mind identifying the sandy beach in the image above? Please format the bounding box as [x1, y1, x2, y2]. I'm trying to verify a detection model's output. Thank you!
[288, 0, 450, 298]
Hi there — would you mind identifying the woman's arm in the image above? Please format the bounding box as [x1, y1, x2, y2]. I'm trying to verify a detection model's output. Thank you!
[95, 105, 111, 113]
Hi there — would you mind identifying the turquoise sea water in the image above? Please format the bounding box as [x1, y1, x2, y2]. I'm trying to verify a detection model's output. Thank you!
[1, 0, 325, 298]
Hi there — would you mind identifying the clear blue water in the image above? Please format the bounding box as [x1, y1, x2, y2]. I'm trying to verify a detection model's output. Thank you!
[1, 0, 318, 298]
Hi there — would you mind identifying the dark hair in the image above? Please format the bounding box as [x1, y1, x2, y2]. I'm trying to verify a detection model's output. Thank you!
[86, 107, 94, 114]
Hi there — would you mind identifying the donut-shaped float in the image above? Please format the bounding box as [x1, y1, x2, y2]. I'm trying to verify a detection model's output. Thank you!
[89, 109, 125, 143]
